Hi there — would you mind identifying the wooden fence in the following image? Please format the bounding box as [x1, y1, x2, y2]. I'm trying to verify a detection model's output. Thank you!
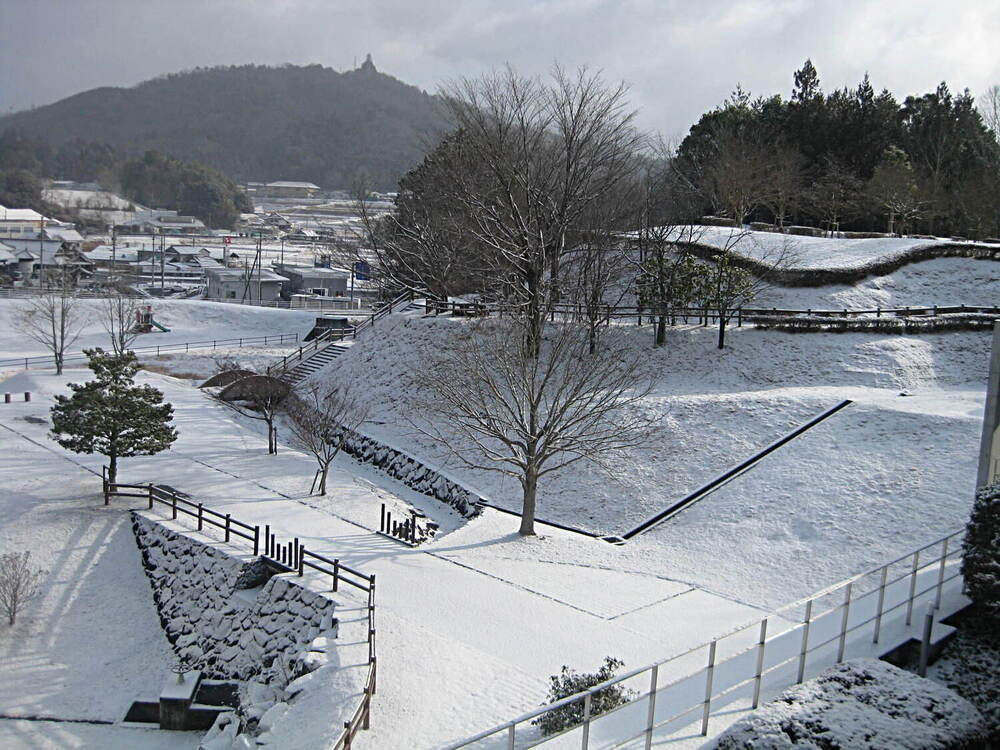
[102, 474, 377, 749]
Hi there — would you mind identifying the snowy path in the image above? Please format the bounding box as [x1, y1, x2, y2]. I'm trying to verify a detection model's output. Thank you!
[0, 370, 768, 749]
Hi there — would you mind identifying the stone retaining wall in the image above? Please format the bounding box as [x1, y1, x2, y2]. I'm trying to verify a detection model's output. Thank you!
[132, 512, 338, 685]
[341, 429, 484, 518]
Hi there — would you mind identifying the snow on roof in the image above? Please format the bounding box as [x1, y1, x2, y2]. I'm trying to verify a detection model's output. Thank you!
[43, 227, 83, 242]
[275, 264, 349, 279]
[267, 181, 321, 190]
[205, 267, 287, 283]
[0, 206, 46, 222]
[84, 246, 139, 262]
[0, 246, 16, 263]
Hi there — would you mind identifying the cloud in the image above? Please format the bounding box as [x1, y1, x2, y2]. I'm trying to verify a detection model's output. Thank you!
[1, 0, 998, 139]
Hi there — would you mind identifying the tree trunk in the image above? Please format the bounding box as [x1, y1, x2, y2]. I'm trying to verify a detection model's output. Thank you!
[55, 352, 63, 375]
[519, 469, 538, 536]
[318, 465, 328, 495]
[717, 316, 727, 349]
[266, 419, 276, 454]
[655, 315, 666, 346]
[887, 209, 895, 235]
[108, 452, 118, 485]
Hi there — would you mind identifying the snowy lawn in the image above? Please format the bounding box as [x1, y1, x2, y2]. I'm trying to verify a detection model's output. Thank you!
[0, 414, 192, 746]
[0, 368, 770, 749]
[694, 226, 981, 270]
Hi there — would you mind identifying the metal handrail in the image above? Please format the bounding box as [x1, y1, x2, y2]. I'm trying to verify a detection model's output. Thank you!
[0, 332, 300, 369]
[445, 527, 966, 749]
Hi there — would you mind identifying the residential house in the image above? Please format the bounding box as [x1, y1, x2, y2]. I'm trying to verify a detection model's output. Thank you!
[205, 267, 285, 302]
[273, 264, 349, 298]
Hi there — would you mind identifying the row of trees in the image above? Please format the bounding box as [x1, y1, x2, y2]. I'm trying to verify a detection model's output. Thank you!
[679, 63, 1000, 237]
[0, 130, 252, 229]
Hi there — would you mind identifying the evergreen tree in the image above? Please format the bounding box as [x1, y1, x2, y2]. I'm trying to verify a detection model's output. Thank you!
[867, 146, 921, 233]
[49, 349, 177, 484]
[961, 483, 1000, 620]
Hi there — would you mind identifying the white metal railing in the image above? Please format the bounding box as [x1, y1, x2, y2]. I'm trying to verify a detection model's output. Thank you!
[446, 528, 967, 750]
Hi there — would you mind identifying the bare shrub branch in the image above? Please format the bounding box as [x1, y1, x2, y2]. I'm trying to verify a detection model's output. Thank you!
[0, 551, 45, 626]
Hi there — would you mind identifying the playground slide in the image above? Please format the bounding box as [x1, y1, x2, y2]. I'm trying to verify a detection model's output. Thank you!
[150, 319, 170, 332]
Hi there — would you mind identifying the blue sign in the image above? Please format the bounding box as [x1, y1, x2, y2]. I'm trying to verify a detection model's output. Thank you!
[354, 261, 371, 281]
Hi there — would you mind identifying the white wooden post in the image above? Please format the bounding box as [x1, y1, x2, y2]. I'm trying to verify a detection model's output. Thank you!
[796, 600, 813, 683]
[701, 640, 717, 735]
[752, 619, 768, 708]
[935, 539, 949, 609]
[906, 551, 921, 626]
[836, 583, 853, 663]
[581, 693, 592, 749]
[644, 665, 659, 750]
[873, 566, 888, 643]
[507, 723, 515, 750]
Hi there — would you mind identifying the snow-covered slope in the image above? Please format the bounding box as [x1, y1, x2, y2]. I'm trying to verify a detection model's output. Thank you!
[695, 226, 984, 270]
[315, 313, 989, 606]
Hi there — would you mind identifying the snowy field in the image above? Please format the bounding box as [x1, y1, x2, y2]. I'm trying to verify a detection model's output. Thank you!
[695, 225, 989, 270]
[0, 248, 992, 749]
[0, 299, 316, 364]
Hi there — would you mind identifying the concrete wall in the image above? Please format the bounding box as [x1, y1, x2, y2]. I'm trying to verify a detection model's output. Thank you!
[132, 512, 337, 685]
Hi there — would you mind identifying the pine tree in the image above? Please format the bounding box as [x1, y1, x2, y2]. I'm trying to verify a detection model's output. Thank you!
[49, 349, 178, 484]
[962, 483, 1000, 620]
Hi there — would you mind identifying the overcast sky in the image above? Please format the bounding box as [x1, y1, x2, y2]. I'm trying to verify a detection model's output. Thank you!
[2, 0, 998, 138]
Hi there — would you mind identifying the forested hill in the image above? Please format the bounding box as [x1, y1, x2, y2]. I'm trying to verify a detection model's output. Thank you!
[0, 61, 446, 190]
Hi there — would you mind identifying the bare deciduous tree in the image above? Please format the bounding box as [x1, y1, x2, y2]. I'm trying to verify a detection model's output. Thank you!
[283, 382, 370, 495]
[14, 270, 84, 374]
[437, 65, 645, 353]
[0, 551, 45, 626]
[211, 374, 289, 454]
[101, 293, 143, 356]
[413, 320, 655, 536]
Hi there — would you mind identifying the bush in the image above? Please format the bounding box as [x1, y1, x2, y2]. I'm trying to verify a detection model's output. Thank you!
[714, 659, 988, 749]
[532, 657, 634, 736]
[962, 483, 1000, 619]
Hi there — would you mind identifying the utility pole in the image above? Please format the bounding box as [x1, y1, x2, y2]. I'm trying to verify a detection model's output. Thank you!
[111, 225, 117, 286]
[160, 228, 165, 290]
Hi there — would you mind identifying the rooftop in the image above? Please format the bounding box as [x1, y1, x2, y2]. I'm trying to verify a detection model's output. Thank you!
[266, 181, 321, 190]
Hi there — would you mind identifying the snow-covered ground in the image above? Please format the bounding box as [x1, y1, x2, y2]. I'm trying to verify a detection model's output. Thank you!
[0, 258, 992, 749]
[0, 298, 316, 363]
[757, 256, 1000, 310]
[695, 225, 986, 270]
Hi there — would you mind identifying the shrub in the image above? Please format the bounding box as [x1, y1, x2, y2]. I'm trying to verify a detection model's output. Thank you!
[532, 657, 634, 736]
[962, 483, 1000, 619]
[0, 551, 45, 625]
[714, 659, 988, 749]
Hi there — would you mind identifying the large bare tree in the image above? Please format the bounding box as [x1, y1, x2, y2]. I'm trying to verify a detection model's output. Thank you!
[413, 320, 655, 536]
[101, 293, 144, 356]
[436, 65, 645, 353]
[283, 382, 370, 495]
[14, 270, 84, 374]
[210, 370, 289, 454]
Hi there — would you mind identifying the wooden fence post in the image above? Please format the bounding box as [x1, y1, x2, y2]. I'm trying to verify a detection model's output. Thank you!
[918, 607, 934, 677]
[332, 559, 340, 592]
[253, 525, 260, 556]
[197, 503, 203, 531]
[225, 514, 231, 543]
[171, 492, 177, 520]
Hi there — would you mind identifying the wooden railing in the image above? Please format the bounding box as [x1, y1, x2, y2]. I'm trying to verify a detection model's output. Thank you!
[0, 333, 300, 370]
[102, 475, 377, 749]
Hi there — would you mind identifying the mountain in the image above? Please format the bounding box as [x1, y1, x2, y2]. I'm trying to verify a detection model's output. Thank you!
[0, 59, 447, 191]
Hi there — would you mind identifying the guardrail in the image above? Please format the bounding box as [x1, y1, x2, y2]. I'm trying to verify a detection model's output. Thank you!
[102, 475, 377, 749]
[621, 400, 853, 539]
[446, 527, 967, 749]
[0, 333, 300, 370]
[268, 289, 423, 380]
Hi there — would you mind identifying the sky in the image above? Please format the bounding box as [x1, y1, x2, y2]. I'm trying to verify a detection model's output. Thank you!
[2, 0, 998, 139]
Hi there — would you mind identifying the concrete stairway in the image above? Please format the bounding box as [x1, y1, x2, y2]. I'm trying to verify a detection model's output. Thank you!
[283, 342, 352, 385]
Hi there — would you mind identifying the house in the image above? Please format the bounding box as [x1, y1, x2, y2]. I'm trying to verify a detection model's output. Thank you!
[0, 206, 46, 239]
[261, 181, 321, 199]
[273, 264, 349, 298]
[117, 209, 206, 235]
[205, 267, 285, 302]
